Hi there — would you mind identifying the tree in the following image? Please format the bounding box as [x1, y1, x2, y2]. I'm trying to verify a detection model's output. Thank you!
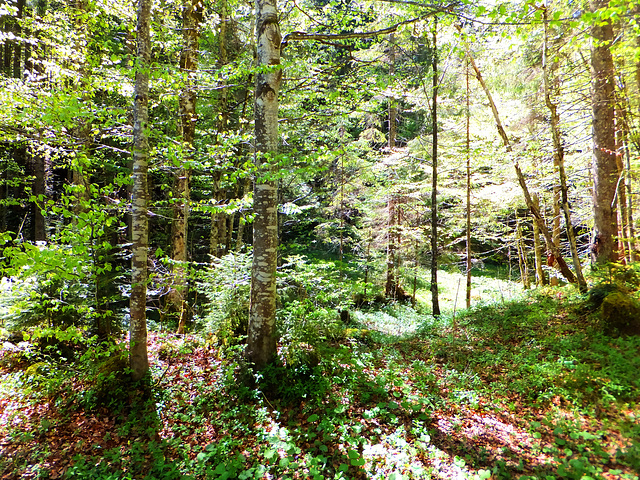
[172, 0, 202, 334]
[245, 0, 281, 369]
[542, 4, 587, 292]
[430, 18, 440, 317]
[130, 0, 152, 381]
[589, 0, 618, 264]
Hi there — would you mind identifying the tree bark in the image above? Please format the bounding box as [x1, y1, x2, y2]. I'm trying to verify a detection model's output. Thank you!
[246, 0, 281, 370]
[173, 0, 201, 334]
[590, 0, 618, 264]
[129, 0, 152, 381]
[430, 19, 440, 316]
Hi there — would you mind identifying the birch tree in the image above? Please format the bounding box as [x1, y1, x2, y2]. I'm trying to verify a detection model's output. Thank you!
[246, 0, 281, 369]
[130, 0, 152, 381]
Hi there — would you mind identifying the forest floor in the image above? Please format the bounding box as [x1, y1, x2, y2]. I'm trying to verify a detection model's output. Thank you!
[1, 288, 639, 479]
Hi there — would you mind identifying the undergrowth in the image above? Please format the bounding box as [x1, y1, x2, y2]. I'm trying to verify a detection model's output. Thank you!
[1, 279, 639, 479]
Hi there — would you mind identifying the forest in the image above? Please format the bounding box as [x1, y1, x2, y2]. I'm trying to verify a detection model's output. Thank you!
[1, 0, 640, 477]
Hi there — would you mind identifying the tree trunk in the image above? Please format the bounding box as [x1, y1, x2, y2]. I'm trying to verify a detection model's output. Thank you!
[532, 194, 547, 286]
[590, 0, 619, 264]
[32, 148, 46, 242]
[12, 0, 25, 79]
[388, 33, 397, 149]
[430, 19, 440, 317]
[173, 0, 201, 334]
[465, 55, 471, 309]
[514, 163, 577, 284]
[385, 195, 397, 299]
[455, 24, 511, 152]
[236, 177, 250, 252]
[516, 216, 530, 289]
[129, 0, 152, 382]
[542, 5, 587, 293]
[615, 74, 638, 261]
[246, 0, 281, 370]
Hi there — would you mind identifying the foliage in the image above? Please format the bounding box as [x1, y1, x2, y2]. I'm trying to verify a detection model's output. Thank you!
[196, 252, 252, 346]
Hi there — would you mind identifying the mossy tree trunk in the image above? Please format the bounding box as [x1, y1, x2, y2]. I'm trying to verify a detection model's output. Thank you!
[590, 0, 619, 264]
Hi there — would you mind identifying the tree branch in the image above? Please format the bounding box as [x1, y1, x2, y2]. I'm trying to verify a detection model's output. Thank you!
[281, 15, 432, 48]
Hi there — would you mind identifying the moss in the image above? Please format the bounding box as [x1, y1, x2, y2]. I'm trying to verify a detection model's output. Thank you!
[600, 292, 640, 335]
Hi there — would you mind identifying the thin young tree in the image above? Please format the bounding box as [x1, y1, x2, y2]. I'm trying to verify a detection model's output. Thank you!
[246, 0, 282, 369]
[465, 55, 471, 309]
[129, 0, 152, 381]
[430, 18, 440, 317]
[172, 0, 202, 334]
[542, 4, 587, 292]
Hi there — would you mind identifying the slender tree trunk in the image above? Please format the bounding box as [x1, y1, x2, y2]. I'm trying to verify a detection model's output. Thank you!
[430, 19, 440, 316]
[32, 148, 46, 242]
[385, 195, 397, 299]
[129, 0, 152, 382]
[616, 73, 638, 261]
[455, 24, 510, 152]
[532, 193, 547, 286]
[173, 0, 201, 334]
[209, 174, 221, 257]
[542, 6, 587, 292]
[246, 0, 281, 369]
[624, 140, 638, 260]
[388, 33, 397, 149]
[3, 12, 13, 76]
[590, 0, 618, 264]
[236, 177, 250, 251]
[465, 55, 472, 309]
[12, 0, 25, 78]
[516, 216, 530, 289]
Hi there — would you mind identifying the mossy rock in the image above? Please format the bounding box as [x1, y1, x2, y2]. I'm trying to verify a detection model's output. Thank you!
[600, 292, 640, 335]
[587, 283, 625, 310]
[24, 361, 48, 378]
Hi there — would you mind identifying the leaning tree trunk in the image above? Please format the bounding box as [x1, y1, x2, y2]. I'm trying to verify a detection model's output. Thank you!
[173, 0, 201, 334]
[246, 0, 281, 370]
[456, 24, 511, 152]
[590, 0, 619, 264]
[129, 0, 152, 381]
[430, 19, 440, 317]
[542, 5, 587, 292]
[515, 163, 577, 284]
